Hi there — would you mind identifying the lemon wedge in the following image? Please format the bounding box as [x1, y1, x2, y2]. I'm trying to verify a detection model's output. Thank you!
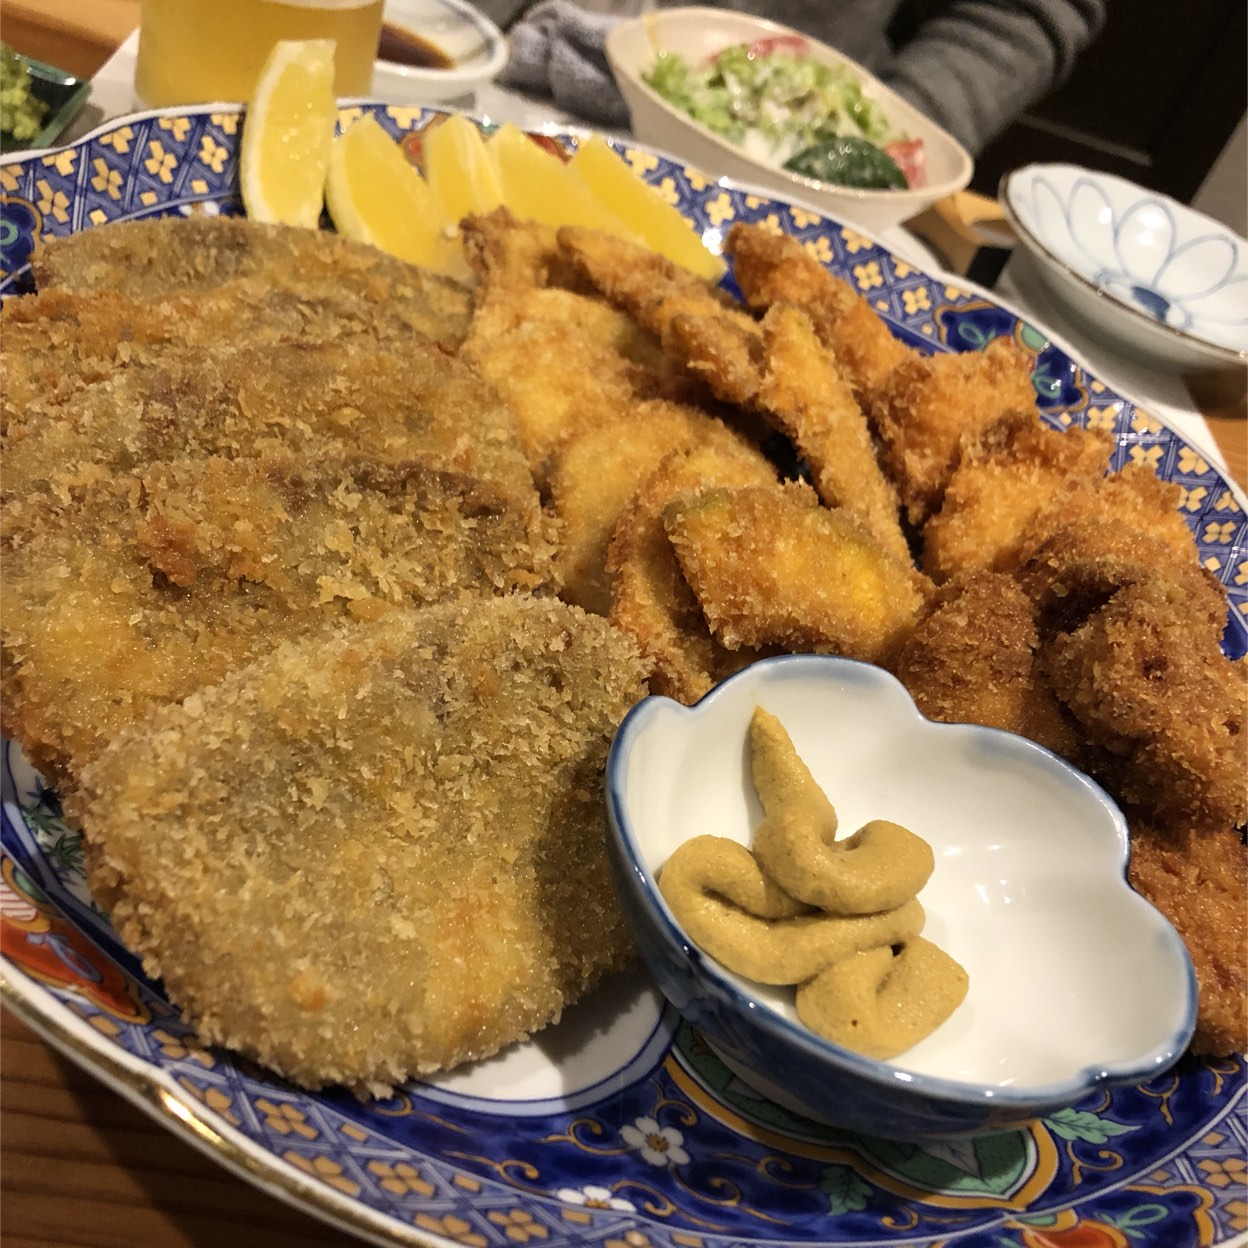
[488, 124, 641, 241]
[568, 135, 726, 280]
[240, 39, 336, 228]
[420, 114, 504, 229]
[326, 114, 467, 277]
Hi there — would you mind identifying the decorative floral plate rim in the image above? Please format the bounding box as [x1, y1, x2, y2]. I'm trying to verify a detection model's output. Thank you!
[1, 104, 1245, 1248]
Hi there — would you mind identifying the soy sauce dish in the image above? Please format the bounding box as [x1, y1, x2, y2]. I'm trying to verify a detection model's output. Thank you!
[372, 0, 507, 103]
[605, 655, 1197, 1140]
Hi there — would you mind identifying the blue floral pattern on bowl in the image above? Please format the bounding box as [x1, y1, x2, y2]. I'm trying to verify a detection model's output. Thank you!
[1, 107, 1246, 1248]
[1003, 162, 1248, 364]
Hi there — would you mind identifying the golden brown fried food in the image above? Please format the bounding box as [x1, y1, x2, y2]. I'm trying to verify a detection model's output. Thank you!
[1017, 519, 1228, 641]
[1044, 577, 1247, 835]
[32, 215, 473, 347]
[79, 595, 647, 1092]
[1, 455, 556, 792]
[4, 338, 541, 517]
[1128, 823, 1247, 1056]
[558, 224, 754, 342]
[890, 571, 1078, 757]
[608, 443, 778, 702]
[725, 221, 910, 405]
[548, 400, 758, 614]
[666, 302, 908, 562]
[922, 414, 1114, 580]
[664, 482, 931, 662]
[871, 337, 1038, 526]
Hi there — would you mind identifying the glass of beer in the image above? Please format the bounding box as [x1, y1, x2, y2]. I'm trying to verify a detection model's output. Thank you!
[135, 0, 385, 107]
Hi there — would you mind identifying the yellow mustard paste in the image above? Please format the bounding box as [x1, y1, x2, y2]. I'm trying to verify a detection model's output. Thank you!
[658, 706, 968, 1061]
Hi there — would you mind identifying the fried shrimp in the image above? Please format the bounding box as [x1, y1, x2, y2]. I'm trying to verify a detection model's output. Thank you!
[78, 596, 647, 1093]
[1, 455, 556, 793]
[664, 482, 931, 662]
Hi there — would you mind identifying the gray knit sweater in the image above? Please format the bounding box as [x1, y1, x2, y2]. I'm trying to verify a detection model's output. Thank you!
[493, 0, 1107, 155]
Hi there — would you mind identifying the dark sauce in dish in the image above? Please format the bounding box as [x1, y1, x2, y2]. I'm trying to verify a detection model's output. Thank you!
[378, 23, 454, 69]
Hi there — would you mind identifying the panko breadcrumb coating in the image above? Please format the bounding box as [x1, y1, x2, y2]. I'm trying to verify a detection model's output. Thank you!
[31, 215, 473, 348]
[664, 482, 931, 663]
[1128, 824, 1247, 1056]
[78, 596, 647, 1093]
[1, 455, 556, 792]
[891, 571, 1078, 758]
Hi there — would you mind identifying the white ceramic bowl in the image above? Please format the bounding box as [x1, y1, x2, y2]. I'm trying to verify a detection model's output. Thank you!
[1002, 163, 1248, 382]
[371, 0, 507, 103]
[606, 655, 1197, 1139]
[605, 6, 972, 235]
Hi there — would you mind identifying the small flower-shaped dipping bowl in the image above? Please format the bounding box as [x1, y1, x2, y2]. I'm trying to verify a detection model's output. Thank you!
[1001, 163, 1248, 390]
[605, 656, 1197, 1141]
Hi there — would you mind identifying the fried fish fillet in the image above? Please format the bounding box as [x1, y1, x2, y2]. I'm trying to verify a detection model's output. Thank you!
[1, 454, 556, 792]
[664, 482, 931, 662]
[4, 337, 541, 516]
[871, 337, 1038, 526]
[608, 443, 779, 702]
[31, 215, 473, 347]
[724, 222, 910, 406]
[890, 571, 1078, 758]
[665, 303, 909, 562]
[79, 595, 647, 1092]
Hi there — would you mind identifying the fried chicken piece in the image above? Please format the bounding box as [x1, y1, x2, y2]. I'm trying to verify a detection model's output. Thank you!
[78, 596, 647, 1092]
[1128, 824, 1247, 1056]
[890, 571, 1078, 758]
[558, 224, 755, 342]
[608, 443, 778, 702]
[4, 338, 541, 518]
[666, 303, 908, 562]
[1, 455, 556, 793]
[725, 222, 910, 406]
[922, 414, 1114, 580]
[32, 215, 472, 348]
[1044, 578, 1247, 835]
[871, 337, 1038, 526]
[664, 482, 932, 662]
[548, 400, 759, 614]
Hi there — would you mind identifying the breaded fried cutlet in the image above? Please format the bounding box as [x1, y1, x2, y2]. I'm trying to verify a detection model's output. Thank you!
[1044, 578, 1247, 835]
[78, 596, 647, 1092]
[890, 571, 1078, 758]
[1127, 823, 1247, 1056]
[664, 482, 932, 663]
[871, 337, 1038, 526]
[922, 414, 1114, 580]
[608, 444, 779, 703]
[548, 399, 760, 615]
[4, 338, 542, 516]
[724, 222, 910, 406]
[1, 454, 556, 793]
[665, 303, 909, 562]
[32, 215, 473, 347]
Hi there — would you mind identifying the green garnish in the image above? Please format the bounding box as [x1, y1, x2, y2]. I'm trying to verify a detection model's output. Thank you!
[1, 43, 48, 145]
[784, 135, 907, 190]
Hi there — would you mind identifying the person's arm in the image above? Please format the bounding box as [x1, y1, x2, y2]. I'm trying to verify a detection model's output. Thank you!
[880, 0, 1107, 154]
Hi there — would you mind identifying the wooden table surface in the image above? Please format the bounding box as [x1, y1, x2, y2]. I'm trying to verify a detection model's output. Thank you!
[1, 10, 1245, 1248]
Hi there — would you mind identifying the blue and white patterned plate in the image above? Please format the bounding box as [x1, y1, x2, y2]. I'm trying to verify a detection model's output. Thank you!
[1, 104, 1245, 1248]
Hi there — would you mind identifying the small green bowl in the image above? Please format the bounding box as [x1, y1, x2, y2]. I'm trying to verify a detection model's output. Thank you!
[1, 53, 91, 153]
